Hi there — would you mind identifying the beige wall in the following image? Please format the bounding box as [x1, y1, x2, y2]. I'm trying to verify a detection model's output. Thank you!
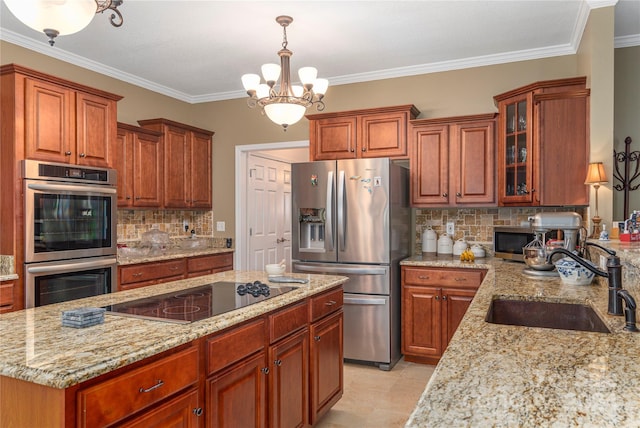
[0, 6, 619, 241]
[614, 45, 640, 221]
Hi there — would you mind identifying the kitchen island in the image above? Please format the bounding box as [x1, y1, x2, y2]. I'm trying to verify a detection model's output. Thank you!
[402, 254, 640, 427]
[0, 270, 347, 427]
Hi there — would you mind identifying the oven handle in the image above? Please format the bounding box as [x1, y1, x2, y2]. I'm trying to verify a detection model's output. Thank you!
[27, 182, 117, 195]
[26, 258, 117, 274]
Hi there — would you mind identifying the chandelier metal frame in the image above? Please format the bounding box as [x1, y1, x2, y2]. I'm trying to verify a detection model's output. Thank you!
[243, 16, 327, 130]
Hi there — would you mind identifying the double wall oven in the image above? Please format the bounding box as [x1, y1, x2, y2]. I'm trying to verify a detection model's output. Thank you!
[23, 160, 117, 307]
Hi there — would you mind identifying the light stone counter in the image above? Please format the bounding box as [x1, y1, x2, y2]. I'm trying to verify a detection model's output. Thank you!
[117, 245, 233, 265]
[402, 254, 640, 427]
[0, 256, 17, 281]
[0, 270, 347, 389]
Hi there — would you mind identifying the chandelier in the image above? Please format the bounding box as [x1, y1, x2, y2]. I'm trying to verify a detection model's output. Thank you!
[3, 0, 124, 46]
[241, 16, 328, 130]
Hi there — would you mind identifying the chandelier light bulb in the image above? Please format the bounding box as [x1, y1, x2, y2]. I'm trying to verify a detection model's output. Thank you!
[261, 63, 281, 86]
[298, 67, 318, 85]
[313, 78, 329, 96]
[292, 85, 304, 97]
[256, 84, 270, 99]
[241, 74, 260, 93]
[4, 0, 97, 37]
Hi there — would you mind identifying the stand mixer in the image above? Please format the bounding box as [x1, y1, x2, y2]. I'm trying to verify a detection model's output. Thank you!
[523, 212, 584, 277]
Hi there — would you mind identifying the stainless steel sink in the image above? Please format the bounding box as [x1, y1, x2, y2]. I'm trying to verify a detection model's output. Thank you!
[485, 299, 611, 333]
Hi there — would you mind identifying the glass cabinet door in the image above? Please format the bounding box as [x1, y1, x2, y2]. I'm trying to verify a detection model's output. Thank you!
[501, 97, 532, 203]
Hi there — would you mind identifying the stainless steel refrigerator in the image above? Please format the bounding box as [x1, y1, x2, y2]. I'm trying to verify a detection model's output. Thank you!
[292, 157, 410, 370]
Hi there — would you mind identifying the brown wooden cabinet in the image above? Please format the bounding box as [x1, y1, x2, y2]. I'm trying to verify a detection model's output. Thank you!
[1, 64, 122, 313]
[138, 118, 214, 209]
[0, 280, 15, 314]
[401, 266, 486, 364]
[494, 77, 590, 206]
[410, 113, 496, 207]
[118, 252, 233, 290]
[116, 123, 163, 208]
[307, 105, 420, 160]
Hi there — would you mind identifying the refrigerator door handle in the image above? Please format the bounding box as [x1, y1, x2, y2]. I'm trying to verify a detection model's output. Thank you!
[344, 297, 386, 305]
[326, 170, 334, 252]
[293, 263, 387, 276]
[337, 169, 346, 251]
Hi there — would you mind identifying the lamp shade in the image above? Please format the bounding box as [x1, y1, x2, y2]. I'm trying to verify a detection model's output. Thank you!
[264, 103, 306, 127]
[585, 162, 608, 185]
[4, 0, 97, 36]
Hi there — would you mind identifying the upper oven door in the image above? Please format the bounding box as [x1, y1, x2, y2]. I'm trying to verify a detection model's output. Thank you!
[24, 179, 117, 263]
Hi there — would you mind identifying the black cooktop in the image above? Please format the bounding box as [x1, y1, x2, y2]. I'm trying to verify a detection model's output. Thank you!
[105, 281, 298, 324]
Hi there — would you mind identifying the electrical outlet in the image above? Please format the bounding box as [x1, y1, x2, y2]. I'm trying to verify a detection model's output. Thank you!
[446, 222, 455, 235]
[216, 221, 226, 232]
[183, 220, 189, 232]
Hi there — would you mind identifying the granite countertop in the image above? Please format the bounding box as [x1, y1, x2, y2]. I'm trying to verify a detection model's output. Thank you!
[402, 254, 640, 427]
[0, 256, 17, 282]
[0, 270, 347, 389]
[117, 244, 234, 265]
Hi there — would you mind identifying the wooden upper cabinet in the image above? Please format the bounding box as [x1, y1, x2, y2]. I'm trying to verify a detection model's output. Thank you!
[494, 77, 590, 206]
[307, 105, 419, 161]
[3, 65, 122, 168]
[116, 123, 163, 208]
[410, 113, 496, 207]
[138, 118, 214, 209]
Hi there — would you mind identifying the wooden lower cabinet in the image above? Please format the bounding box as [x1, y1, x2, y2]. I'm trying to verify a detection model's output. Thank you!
[121, 388, 201, 428]
[401, 266, 485, 364]
[0, 280, 15, 313]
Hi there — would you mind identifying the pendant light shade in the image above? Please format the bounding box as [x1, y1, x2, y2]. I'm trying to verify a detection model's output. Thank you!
[264, 103, 307, 129]
[4, 0, 96, 35]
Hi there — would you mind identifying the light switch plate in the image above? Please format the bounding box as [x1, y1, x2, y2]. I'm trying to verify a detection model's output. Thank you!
[446, 222, 455, 235]
[216, 221, 225, 232]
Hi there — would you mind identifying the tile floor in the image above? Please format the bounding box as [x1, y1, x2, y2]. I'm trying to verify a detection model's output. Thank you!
[316, 358, 436, 428]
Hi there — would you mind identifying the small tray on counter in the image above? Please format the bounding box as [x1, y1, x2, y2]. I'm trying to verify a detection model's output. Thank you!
[61, 307, 106, 328]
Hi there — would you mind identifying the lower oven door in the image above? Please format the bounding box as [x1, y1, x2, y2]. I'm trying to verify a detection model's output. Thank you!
[25, 256, 117, 308]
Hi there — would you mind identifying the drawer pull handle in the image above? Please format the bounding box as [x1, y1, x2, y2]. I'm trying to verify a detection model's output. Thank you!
[274, 359, 282, 366]
[455, 277, 467, 282]
[169, 266, 179, 270]
[139, 379, 164, 393]
[325, 300, 336, 306]
[132, 272, 143, 277]
[193, 407, 203, 417]
[261, 367, 270, 375]
[314, 335, 321, 341]
[418, 276, 430, 280]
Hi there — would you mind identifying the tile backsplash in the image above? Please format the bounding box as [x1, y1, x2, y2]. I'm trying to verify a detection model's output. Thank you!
[117, 209, 214, 242]
[413, 206, 588, 254]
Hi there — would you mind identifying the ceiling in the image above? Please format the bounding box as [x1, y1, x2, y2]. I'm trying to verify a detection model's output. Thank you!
[1, 1, 638, 104]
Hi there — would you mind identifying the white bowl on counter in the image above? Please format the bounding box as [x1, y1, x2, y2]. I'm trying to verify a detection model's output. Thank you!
[554, 257, 596, 286]
[265, 264, 286, 276]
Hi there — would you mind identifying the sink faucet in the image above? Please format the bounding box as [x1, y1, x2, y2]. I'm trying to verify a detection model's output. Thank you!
[547, 243, 624, 316]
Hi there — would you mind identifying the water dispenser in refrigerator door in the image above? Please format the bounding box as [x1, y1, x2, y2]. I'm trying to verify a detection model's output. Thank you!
[298, 208, 326, 252]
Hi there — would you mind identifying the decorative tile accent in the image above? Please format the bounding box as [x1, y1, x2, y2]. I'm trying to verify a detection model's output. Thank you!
[117, 209, 215, 242]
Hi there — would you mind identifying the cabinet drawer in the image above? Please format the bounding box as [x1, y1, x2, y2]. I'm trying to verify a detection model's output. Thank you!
[187, 253, 233, 273]
[119, 259, 187, 285]
[77, 346, 199, 428]
[0, 281, 14, 307]
[207, 319, 266, 375]
[269, 301, 309, 343]
[403, 267, 484, 289]
[310, 287, 343, 322]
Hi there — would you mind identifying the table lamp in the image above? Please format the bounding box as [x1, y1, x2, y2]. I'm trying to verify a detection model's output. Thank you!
[585, 162, 608, 238]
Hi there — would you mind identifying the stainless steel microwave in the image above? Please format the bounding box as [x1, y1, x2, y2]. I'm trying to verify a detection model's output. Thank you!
[493, 227, 536, 261]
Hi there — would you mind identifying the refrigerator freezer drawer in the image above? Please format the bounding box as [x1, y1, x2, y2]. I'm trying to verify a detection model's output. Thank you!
[343, 293, 391, 366]
[293, 262, 390, 295]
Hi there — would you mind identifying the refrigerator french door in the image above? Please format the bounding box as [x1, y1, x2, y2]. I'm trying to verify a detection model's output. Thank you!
[292, 158, 410, 370]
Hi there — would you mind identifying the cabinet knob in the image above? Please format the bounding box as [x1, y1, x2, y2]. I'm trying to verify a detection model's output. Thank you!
[79, 153, 86, 158]
[314, 335, 321, 341]
[350, 148, 355, 152]
[435, 295, 440, 301]
[64, 151, 72, 156]
[362, 147, 366, 152]
[274, 359, 282, 366]
[442, 193, 448, 197]
[456, 192, 462, 197]
[193, 408, 203, 417]
[261, 367, 270, 375]
[135, 197, 141, 200]
[442, 295, 448, 300]
[126, 196, 131, 200]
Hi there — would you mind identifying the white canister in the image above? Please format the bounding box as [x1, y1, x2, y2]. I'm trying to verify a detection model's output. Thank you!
[470, 244, 486, 258]
[422, 226, 437, 253]
[437, 233, 453, 255]
[453, 238, 468, 256]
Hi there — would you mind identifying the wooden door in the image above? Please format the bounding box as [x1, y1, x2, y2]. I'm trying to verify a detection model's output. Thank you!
[269, 329, 309, 428]
[450, 119, 495, 205]
[190, 131, 212, 208]
[75, 92, 116, 168]
[402, 285, 442, 357]
[133, 130, 163, 207]
[359, 111, 408, 158]
[207, 352, 268, 428]
[310, 117, 357, 160]
[410, 124, 449, 206]
[116, 128, 134, 207]
[441, 288, 477, 346]
[163, 125, 190, 208]
[309, 310, 343, 425]
[24, 78, 74, 163]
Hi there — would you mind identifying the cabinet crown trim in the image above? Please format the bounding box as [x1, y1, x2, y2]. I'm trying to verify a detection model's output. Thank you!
[137, 118, 214, 136]
[117, 122, 163, 136]
[493, 76, 587, 103]
[410, 113, 497, 127]
[1, 63, 123, 101]
[306, 104, 420, 120]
